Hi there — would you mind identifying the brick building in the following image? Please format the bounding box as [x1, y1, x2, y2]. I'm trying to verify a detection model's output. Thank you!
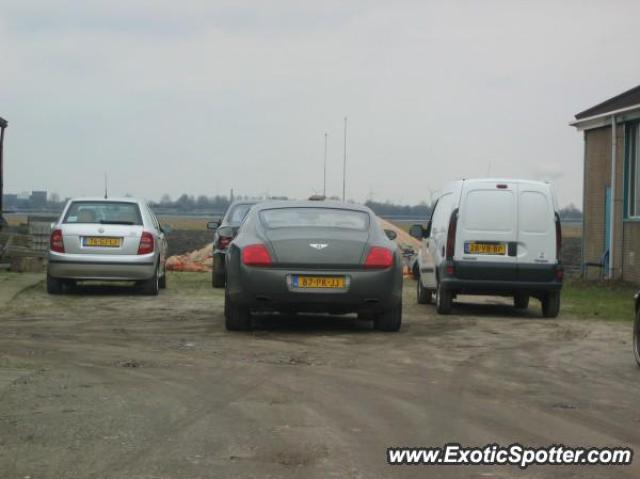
[571, 85, 640, 283]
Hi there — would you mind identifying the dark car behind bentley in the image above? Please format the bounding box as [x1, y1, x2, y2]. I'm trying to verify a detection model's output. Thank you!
[207, 201, 257, 287]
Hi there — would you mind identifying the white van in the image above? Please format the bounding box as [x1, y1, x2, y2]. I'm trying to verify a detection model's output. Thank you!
[410, 179, 563, 317]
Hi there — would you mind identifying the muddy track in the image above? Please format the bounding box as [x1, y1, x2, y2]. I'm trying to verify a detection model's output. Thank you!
[0, 273, 638, 478]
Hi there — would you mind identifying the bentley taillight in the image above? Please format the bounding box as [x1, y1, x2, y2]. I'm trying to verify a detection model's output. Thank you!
[242, 244, 272, 267]
[364, 247, 393, 269]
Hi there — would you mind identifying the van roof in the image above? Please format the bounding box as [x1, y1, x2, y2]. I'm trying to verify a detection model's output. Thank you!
[460, 178, 550, 186]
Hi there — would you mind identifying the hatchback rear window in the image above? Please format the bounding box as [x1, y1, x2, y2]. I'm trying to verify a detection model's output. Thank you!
[64, 202, 142, 225]
[259, 208, 369, 230]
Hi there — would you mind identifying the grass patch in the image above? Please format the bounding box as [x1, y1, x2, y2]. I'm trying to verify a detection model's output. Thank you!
[561, 279, 636, 321]
[159, 216, 210, 231]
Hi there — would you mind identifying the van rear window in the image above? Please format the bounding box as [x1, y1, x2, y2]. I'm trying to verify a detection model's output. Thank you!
[464, 190, 514, 232]
[519, 191, 551, 233]
[64, 201, 142, 225]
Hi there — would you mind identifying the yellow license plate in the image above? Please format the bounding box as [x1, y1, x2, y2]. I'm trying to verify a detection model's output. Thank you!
[292, 276, 346, 289]
[467, 242, 506, 255]
[84, 237, 122, 247]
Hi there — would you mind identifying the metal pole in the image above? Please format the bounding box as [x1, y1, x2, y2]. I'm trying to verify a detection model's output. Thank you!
[0, 117, 7, 229]
[323, 132, 327, 197]
[608, 115, 616, 279]
[342, 117, 347, 202]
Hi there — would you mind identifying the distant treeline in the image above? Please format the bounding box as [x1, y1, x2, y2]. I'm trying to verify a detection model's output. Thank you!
[364, 200, 432, 218]
[147, 194, 584, 221]
[15, 192, 582, 222]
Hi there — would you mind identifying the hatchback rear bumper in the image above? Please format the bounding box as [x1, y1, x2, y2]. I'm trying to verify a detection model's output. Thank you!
[47, 251, 156, 281]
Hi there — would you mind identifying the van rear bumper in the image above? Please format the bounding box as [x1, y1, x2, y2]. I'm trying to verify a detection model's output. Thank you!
[440, 261, 562, 295]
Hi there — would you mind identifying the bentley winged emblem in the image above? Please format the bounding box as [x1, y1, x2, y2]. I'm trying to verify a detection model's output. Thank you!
[309, 243, 328, 250]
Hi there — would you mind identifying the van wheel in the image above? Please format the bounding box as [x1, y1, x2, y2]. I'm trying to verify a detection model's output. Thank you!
[225, 292, 252, 331]
[212, 255, 225, 288]
[436, 282, 452, 315]
[375, 302, 402, 332]
[140, 266, 160, 296]
[46, 274, 63, 295]
[417, 279, 432, 304]
[514, 293, 529, 309]
[634, 309, 640, 367]
[541, 292, 560, 318]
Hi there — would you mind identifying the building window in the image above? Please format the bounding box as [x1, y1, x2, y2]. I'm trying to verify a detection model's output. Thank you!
[626, 122, 640, 218]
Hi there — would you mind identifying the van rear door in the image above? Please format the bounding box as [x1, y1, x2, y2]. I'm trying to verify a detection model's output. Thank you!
[517, 183, 557, 280]
[456, 181, 518, 280]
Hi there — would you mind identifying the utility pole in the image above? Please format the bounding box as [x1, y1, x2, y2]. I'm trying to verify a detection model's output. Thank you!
[342, 117, 347, 202]
[323, 132, 328, 197]
[0, 117, 8, 229]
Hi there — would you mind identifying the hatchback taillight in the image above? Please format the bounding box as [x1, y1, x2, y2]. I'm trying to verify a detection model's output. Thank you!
[446, 209, 458, 259]
[50, 229, 65, 253]
[137, 231, 155, 255]
[364, 247, 394, 269]
[242, 244, 272, 267]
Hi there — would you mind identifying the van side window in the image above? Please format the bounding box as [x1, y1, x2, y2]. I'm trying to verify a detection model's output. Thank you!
[432, 193, 452, 231]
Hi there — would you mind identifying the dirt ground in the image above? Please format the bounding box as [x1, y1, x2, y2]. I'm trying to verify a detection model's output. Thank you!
[0, 273, 638, 479]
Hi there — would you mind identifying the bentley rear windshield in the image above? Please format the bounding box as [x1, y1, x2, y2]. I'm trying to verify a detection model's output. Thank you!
[259, 207, 369, 230]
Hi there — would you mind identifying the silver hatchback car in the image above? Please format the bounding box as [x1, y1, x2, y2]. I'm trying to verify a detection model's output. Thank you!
[47, 197, 168, 295]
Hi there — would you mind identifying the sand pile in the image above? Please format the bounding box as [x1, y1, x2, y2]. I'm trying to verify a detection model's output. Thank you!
[165, 244, 213, 272]
[166, 217, 421, 272]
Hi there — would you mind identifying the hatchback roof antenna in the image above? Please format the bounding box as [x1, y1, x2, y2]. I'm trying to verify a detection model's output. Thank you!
[104, 172, 108, 199]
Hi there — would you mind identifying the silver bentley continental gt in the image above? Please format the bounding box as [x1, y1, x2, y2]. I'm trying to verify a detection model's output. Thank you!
[224, 201, 403, 331]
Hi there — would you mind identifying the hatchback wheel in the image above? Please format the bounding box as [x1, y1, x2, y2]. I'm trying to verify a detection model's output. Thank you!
[159, 266, 167, 289]
[375, 302, 402, 332]
[46, 274, 63, 295]
[225, 292, 252, 331]
[435, 282, 452, 315]
[633, 309, 640, 367]
[140, 266, 160, 296]
[541, 291, 560, 318]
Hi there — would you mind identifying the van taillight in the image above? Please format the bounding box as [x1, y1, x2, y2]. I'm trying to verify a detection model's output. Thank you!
[364, 247, 394, 269]
[137, 232, 155, 255]
[50, 229, 65, 253]
[555, 213, 561, 260]
[242, 244, 272, 267]
[446, 209, 458, 259]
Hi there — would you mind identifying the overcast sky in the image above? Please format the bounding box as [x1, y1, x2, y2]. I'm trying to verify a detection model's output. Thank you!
[2, 0, 640, 207]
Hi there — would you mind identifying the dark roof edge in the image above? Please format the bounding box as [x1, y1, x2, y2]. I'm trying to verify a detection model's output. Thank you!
[575, 84, 640, 119]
